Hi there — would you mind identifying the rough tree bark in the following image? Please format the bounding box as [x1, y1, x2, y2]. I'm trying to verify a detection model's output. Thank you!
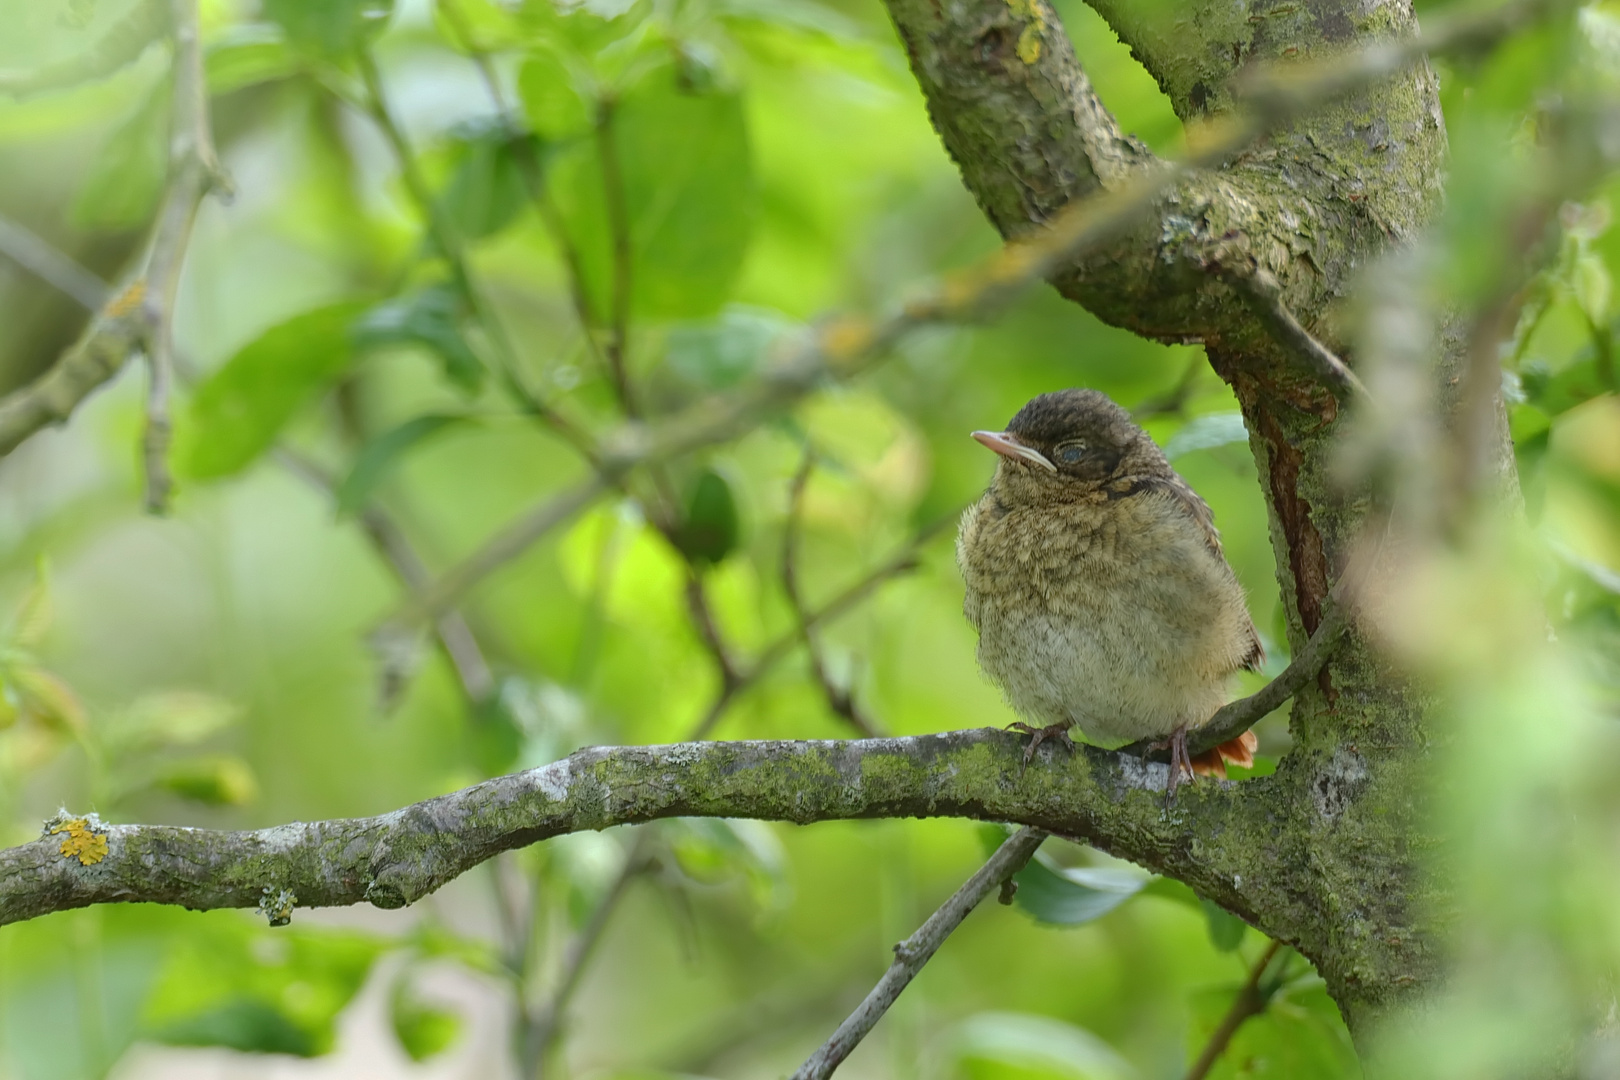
[882, 0, 1460, 1043]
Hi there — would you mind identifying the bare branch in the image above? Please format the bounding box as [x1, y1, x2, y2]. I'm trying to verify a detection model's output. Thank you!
[689, 516, 948, 740]
[596, 97, 639, 418]
[0, 215, 110, 311]
[1217, 265, 1371, 404]
[0, 730, 1263, 929]
[141, 0, 228, 513]
[523, 831, 656, 1078]
[782, 449, 881, 737]
[373, 475, 612, 639]
[791, 826, 1048, 1079]
[0, 1, 224, 468]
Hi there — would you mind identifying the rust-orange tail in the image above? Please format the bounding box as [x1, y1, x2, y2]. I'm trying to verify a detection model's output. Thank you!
[1189, 730, 1259, 778]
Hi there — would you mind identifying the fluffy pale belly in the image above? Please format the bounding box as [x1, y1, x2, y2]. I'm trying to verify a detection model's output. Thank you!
[973, 599, 1231, 744]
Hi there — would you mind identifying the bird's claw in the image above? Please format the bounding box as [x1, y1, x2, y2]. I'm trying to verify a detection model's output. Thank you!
[1150, 725, 1196, 807]
[1008, 722, 1076, 772]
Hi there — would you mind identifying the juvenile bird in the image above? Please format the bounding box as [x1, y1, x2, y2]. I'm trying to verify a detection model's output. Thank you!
[956, 389, 1261, 786]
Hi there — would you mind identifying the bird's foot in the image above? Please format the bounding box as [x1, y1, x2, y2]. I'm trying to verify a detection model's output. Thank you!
[1008, 721, 1076, 771]
[1150, 724, 1196, 806]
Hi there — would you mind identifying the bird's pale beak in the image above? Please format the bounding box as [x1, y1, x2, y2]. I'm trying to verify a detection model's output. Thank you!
[971, 430, 1056, 472]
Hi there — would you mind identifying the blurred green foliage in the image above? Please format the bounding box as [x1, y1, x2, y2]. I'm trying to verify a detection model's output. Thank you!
[0, 0, 1614, 1078]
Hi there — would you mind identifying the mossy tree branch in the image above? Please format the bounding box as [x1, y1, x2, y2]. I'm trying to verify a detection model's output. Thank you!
[2, 731, 1286, 934]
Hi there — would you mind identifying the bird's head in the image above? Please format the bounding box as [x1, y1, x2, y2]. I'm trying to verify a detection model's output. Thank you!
[972, 389, 1167, 503]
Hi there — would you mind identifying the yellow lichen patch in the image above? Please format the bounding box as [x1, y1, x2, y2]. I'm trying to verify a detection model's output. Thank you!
[1003, 0, 1047, 63]
[52, 818, 108, 866]
[104, 279, 146, 319]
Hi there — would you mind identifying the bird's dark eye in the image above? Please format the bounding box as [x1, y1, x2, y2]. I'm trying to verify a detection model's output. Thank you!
[1054, 441, 1087, 465]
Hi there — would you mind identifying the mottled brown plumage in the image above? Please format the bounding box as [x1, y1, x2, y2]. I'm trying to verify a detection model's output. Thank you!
[956, 389, 1262, 781]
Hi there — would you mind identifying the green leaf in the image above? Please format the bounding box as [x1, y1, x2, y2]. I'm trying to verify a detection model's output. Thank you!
[441, 124, 531, 241]
[944, 1011, 1135, 1080]
[101, 691, 242, 757]
[977, 826, 1148, 927]
[551, 65, 756, 320]
[390, 975, 462, 1062]
[183, 302, 366, 479]
[353, 286, 484, 393]
[206, 27, 303, 95]
[151, 999, 318, 1056]
[262, 0, 394, 58]
[1164, 412, 1248, 459]
[153, 755, 259, 806]
[1202, 897, 1248, 952]
[336, 414, 470, 516]
[1189, 975, 1359, 1079]
[517, 48, 592, 141]
[1520, 353, 1609, 417]
[70, 75, 169, 230]
[671, 468, 740, 565]
[1573, 249, 1613, 327]
[1009, 856, 1147, 926]
[666, 305, 801, 389]
[142, 915, 384, 1057]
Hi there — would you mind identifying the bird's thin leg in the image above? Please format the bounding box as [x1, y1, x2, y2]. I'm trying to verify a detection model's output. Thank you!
[1007, 721, 1076, 771]
[1157, 723, 1195, 806]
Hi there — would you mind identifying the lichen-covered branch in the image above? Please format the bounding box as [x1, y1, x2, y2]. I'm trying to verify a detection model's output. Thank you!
[0, 731, 1269, 931]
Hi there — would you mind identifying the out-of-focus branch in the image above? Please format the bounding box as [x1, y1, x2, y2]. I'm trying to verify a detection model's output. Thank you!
[595, 99, 638, 418]
[4, 730, 1260, 929]
[789, 827, 1049, 1079]
[689, 515, 949, 740]
[0, 216, 109, 311]
[0, 1, 224, 471]
[351, 49, 598, 465]
[274, 449, 495, 705]
[1218, 265, 1371, 404]
[1185, 941, 1286, 1080]
[522, 832, 656, 1079]
[782, 449, 881, 737]
[140, 0, 229, 513]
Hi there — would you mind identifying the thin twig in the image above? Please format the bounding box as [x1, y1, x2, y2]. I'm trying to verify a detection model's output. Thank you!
[790, 827, 1049, 1080]
[373, 475, 612, 639]
[1221, 266, 1372, 404]
[689, 515, 949, 740]
[1131, 353, 1205, 420]
[1185, 940, 1286, 1080]
[595, 97, 639, 418]
[0, 215, 109, 311]
[523, 833, 655, 1078]
[275, 449, 496, 704]
[1123, 589, 1349, 762]
[351, 49, 599, 464]
[143, 0, 230, 513]
[782, 449, 881, 737]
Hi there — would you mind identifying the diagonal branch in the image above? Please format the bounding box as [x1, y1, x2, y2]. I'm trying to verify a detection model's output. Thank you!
[1185, 940, 1287, 1080]
[791, 826, 1048, 1079]
[1217, 264, 1371, 404]
[0, 730, 1263, 929]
